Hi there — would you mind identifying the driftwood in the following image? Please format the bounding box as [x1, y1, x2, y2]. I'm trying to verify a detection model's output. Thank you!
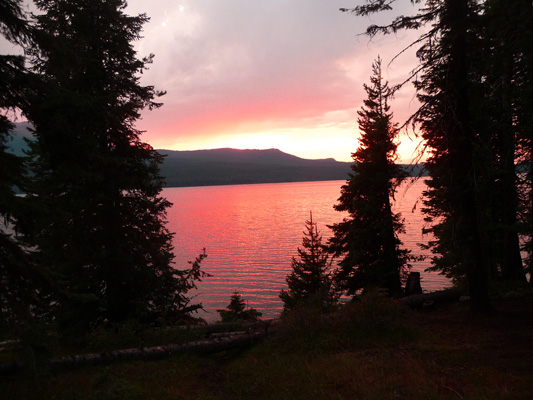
[400, 288, 464, 308]
[0, 330, 268, 375]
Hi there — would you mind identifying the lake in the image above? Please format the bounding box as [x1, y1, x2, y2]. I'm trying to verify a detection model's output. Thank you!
[164, 178, 450, 321]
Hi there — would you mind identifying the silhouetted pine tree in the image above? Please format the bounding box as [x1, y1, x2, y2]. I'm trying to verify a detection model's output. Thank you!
[279, 212, 337, 313]
[25, 0, 206, 334]
[217, 291, 262, 322]
[328, 57, 409, 297]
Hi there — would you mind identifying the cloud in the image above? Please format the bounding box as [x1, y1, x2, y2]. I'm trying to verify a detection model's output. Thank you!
[138, 2, 360, 104]
[127, 1, 423, 157]
[1, 0, 424, 162]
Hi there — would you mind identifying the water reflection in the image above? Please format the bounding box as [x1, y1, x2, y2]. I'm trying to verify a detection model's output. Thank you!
[164, 179, 450, 320]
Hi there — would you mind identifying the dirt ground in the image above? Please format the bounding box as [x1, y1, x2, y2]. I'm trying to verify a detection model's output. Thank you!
[404, 294, 533, 397]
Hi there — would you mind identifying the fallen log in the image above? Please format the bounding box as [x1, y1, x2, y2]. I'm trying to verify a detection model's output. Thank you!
[57, 330, 267, 368]
[399, 288, 464, 309]
[182, 319, 275, 335]
[0, 330, 268, 375]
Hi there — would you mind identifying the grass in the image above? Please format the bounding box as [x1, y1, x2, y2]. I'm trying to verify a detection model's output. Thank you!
[2, 291, 533, 400]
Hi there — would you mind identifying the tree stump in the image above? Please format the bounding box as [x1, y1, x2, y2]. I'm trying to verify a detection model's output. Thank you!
[404, 272, 423, 295]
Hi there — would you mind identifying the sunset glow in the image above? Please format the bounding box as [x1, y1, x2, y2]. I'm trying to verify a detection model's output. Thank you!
[123, 0, 426, 163]
[2, 1, 425, 163]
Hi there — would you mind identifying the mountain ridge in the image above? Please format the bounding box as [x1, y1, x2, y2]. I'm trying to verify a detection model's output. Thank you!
[158, 147, 352, 187]
[6, 122, 425, 188]
[159, 147, 341, 164]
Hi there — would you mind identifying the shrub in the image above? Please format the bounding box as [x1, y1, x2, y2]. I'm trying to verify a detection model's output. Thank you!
[217, 292, 262, 323]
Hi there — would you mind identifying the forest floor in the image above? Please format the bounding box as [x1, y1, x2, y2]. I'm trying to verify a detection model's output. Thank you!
[2, 292, 533, 400]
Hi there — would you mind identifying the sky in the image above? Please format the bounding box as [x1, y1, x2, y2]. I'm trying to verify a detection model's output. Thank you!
[5, 0, 425, 163]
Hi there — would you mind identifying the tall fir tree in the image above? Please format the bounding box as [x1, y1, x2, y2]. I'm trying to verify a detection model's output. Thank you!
[328, 57, 410, 297]
[25, 0, 204, 333]
[279, 212, 337, 313]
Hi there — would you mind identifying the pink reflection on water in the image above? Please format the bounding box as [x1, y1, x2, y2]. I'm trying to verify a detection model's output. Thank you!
[165, 179, 450, 321]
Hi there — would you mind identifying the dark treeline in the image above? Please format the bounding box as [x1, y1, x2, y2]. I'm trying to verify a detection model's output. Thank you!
[280, 0, 533, 314]
[334, 0, 533, 311]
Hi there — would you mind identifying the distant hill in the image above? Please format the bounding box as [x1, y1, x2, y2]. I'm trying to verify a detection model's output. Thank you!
[6, 122, 426, 188]
[158, 148, 352, 187]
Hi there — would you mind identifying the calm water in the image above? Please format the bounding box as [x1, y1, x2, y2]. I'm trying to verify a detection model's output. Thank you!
[164, 178, 450, 321]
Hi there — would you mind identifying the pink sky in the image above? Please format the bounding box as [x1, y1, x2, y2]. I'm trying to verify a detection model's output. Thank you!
[3, 1, 425, 163]
[124, 0, 425, 163]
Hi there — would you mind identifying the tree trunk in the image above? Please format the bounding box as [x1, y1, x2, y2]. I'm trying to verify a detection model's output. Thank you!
[446, 0, 492, 312]
[496, 31, 525, 282]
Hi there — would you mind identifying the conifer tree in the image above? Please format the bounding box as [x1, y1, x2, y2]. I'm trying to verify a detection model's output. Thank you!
[25, 0, 205, 333]
[217, 291, 262, 322]
[328, 57, 409, 297]
[279, 212, 337, 313]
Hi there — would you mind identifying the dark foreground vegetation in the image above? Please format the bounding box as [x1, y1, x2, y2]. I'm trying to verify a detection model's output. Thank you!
[2, 290, 532, 400]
